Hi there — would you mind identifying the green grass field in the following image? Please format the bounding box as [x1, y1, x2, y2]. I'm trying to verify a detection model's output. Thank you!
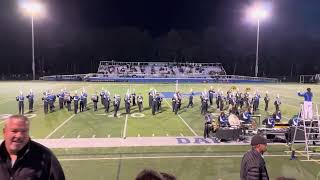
[0, 81, 320, 180]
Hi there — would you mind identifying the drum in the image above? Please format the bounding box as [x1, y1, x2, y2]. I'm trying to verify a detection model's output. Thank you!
[229, 114, 240, 127]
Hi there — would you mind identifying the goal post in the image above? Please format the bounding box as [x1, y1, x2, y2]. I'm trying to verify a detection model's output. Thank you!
[299, 74, 318, 83]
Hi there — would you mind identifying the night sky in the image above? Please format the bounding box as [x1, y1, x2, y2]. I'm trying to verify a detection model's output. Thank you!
[0, 0, 320, 78]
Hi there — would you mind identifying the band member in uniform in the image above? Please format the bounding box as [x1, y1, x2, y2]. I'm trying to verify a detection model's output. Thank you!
[156, 93, 163, 112]
[65, 91, 72, 111]
[48, 91, 56, 113]
[274, 94, 281, 112]
[252, 92, 261, 112]
[137, 94, 143, 112]
[288, 114, 301, 126]
[173, 91, 182, 115]
[264, 92, 270, 111]
[200, 94, 209, 115]
[239, 93, 244, 110]
[16, 91, 25, 115]
[148, 88, 154, 108]
[263, 114, 276, 128]
[72, 91, 79, 114]
[63, 88, 68, 106]
[187, 89, 194, 108]
[151, 94, 157, 115]
[228, 94, 237, 114]
[132, 90, 136, 106]
[226, 90, 232, 107]
[91, 92, 99, 111]
[219, 111, 229, 127]
[275, 110, 282, 122]
[42, 92, 49, 114]
[103, 91, 111, 113]
[100, 88, 106, 107]
[208, 86, 215, 106]
[235, 89, 242, 109]
[215, 90, 220, 109]
[204, 113, 213, 139]
[57, 89, 65, 110]
[82, 88, 88, 110]
[262, 113, 277, 140]
[171, 96, 176, 112]
[113, 94, 121, 117]
[124, 92, 131, 114]
[218, 91, 224, 111]
[241, 108, 252, 124]
[79, 92, 84, 112]
[177, 91, 182, 111]
[243, 92, 250, 109]
[26, 89, 34, 112]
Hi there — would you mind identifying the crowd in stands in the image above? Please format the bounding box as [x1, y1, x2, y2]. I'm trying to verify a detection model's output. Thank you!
[97, 61, 226, 77]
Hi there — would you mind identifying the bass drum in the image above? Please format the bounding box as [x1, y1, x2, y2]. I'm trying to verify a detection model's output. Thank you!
[228, 114, 241, 127]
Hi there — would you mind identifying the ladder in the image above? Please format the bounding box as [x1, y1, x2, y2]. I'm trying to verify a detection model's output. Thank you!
[290, 104, 320, 160]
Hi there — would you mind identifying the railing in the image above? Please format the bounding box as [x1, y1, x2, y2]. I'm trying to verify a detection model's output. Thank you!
[40, 73, 278, 83]
[97, 60, 227, 75]
[40, 74, 87, 81]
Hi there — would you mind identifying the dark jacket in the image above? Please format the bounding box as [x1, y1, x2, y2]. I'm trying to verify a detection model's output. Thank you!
[240, 149, 269, 180]
[0, 140, 65, 180]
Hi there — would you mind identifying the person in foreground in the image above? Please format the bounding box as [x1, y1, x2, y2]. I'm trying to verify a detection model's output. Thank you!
[135, 169, 176, 180]
[240, 135, 269, 180]
[0, 115, 65, 180]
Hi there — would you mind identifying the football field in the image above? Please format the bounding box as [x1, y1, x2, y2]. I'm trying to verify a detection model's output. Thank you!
[0, 81, 320, 179]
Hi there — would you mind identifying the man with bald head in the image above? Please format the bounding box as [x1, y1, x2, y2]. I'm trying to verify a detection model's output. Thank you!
[0, 115, 65, 180]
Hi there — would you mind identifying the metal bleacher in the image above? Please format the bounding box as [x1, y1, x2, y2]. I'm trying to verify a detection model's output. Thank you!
[40, 60, 278, 83]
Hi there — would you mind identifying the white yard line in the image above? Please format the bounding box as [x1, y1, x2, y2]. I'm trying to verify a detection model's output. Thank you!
[164, 99, 198, 136]
[45, 99, 92, 139]
[45, 114, 76, 139]
[58, 154, 292, 161]
[123, 114, 128, 138]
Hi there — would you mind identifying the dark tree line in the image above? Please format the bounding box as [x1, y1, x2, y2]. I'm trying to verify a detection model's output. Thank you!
[1, 26, 319, 78]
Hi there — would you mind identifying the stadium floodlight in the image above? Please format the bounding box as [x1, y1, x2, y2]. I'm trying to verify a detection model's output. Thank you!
[247, 3, 270, 77]
[20, 1, 44, 80]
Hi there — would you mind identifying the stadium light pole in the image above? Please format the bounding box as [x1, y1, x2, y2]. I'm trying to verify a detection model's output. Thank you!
[21, 1, 43, 80]
[247, 4, 269, 77]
